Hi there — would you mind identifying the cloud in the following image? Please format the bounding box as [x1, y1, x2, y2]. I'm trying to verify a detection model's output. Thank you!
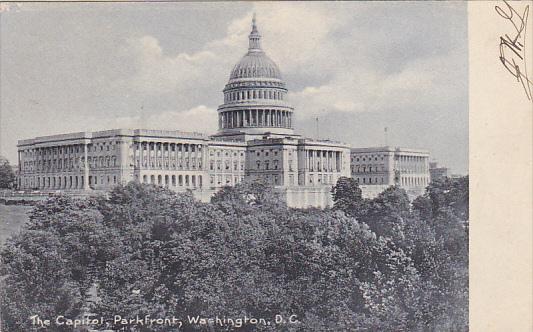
[110, 3, 352, 100]
[86, 105, 218, 134]
[0, 2, 467, 172]
[111, 2, 466, 122]
[111, 36, 219, 96]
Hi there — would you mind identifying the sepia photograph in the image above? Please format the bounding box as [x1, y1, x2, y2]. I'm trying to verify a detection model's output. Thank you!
[0, 1, 528, 331]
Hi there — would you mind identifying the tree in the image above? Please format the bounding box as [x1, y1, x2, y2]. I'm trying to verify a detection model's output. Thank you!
[331, 176, 363, 216]
[1, 179, 469, 331]
[405, 176, 469, 331]
[0, 156, 16, 189]
[356, 185, 411, 240]
[92, 183, 421, 331]
[0, 196, 116, 331]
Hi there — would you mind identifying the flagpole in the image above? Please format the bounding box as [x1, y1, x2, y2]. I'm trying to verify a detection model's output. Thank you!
[316, 117, 320, 140]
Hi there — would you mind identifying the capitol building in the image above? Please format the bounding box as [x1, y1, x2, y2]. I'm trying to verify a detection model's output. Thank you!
[16, 16, 430, 207]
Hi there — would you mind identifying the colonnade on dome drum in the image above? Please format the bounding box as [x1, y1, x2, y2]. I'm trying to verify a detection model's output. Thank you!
[218, 108, 292, 130]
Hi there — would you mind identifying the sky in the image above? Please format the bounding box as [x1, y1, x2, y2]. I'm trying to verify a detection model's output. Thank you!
[0, 2, 468, 174]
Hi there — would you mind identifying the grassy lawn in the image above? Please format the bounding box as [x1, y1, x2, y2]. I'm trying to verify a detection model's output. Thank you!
[0, 204, 32, 246]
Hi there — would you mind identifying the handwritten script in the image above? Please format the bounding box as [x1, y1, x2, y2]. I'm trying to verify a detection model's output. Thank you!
[495, 0, 532, 101]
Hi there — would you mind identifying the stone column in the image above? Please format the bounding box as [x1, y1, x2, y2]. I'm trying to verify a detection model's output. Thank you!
[146, 143, 150, 169]
[184, 143, 188, 170]
[140, 142, 144, 168]
[18, 149, 21, 175]
[83, 143, 89, 190]
[174, 143, 181, 170]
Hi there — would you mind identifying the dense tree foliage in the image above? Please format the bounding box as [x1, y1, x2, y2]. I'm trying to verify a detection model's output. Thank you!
[1, 177, 468, 331]
[331, 176, 469, 330]
[0, 156, 16, 189]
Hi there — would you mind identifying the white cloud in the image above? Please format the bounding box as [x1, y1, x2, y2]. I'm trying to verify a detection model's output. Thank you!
[112, 36, 220, 95]
[84, 105, 218, 134]
[111, 2, 465, 124]
[288, 47, 465, 119]
[111, 3, 351, 99]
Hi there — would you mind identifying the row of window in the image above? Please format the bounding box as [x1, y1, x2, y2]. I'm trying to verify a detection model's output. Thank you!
[250, 149, 282, 157]
[141, 174, 203, 188]
[210, 160, 245, 171]
[225, 89, 285, 102]
[351, 155, 386, 162]
[135, 143, 203, 152]
[19, 174, 112, 190]
[355, 177, 387, 185]
[306, 174, 337, 185]
[232, 67, 278, 78]
[226, 80, 284, 89]
[351, 165, 387, 173]
[254, 160, 289, 171]
[22, 156, 118, 172]
[136, 157, 202, 170]
[210, 175, 244, 186]
[21, 142, 123, 159]
[209, 150, 246, 158]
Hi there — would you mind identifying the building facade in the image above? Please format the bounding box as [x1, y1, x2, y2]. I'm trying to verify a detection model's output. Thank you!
[350, 147, 430, 199]
[429, 161, 450, 182]
[17, 17, 351, 208]
[17, 16, 429, 206]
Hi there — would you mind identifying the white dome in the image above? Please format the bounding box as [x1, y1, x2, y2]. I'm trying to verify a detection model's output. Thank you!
[230, 52, 282, 80]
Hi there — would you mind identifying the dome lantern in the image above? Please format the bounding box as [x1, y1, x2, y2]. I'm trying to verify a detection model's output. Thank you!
[248, 13, 262, 52]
